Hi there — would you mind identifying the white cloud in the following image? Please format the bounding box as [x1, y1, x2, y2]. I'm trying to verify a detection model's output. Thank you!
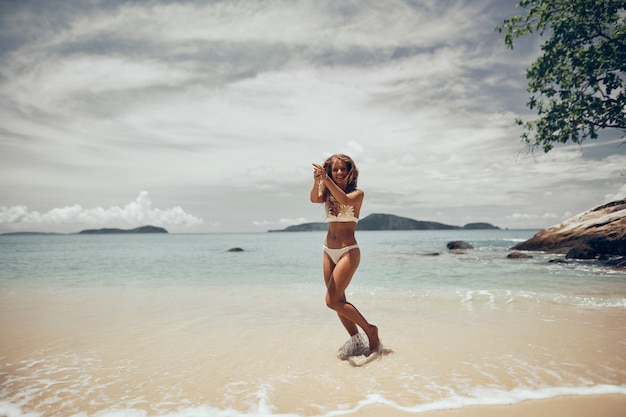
[507, 213, 538, 221]
[7, 57, 189, 104]
[0, 0, 620, 233]
[0, 192, 204, 228]
[605, 184, 626, 202]
[279, 217, 308, 225]
[252, 217, 308, 228]
[89, 0, 482, 49]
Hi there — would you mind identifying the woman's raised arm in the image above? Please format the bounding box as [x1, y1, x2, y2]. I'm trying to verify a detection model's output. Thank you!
[310, 163, 325, 203]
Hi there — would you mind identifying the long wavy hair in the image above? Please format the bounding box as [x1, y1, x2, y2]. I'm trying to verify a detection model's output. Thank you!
[322, 154, 359, 212]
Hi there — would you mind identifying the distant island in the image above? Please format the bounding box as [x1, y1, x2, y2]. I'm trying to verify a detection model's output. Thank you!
[2, 225, 168, 236]
[0, 231, 63, 236]
[268, 213, 499, 232]
[78, 225, 168, 234]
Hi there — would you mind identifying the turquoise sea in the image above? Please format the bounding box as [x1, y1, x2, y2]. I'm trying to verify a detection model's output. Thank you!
[1, 230, 625, 416]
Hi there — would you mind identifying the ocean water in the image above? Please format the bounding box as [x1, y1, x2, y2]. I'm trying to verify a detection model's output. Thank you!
[1, 230, 625, 416]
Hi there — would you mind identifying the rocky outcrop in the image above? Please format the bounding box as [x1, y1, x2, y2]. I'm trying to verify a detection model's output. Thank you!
[511, 199, 626, 259]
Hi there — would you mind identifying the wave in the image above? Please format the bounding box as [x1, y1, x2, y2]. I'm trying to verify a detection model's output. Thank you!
[391, 288, 626, 311]
[2, 384, 625, 417]
[354, 385, 626, 415]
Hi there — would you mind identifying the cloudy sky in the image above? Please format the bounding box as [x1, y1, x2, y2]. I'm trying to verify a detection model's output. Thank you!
[0, 0, 624, 234]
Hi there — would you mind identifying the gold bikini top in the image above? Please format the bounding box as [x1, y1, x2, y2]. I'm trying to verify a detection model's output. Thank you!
[326, 203, 359, 223]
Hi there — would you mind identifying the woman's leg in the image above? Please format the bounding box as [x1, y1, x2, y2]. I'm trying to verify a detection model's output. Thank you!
[324, 249, 379, 352]
[323, 253, 358, 336]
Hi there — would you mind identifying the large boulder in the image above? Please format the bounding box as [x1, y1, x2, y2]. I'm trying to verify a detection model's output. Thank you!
[511, 199, 626, 259]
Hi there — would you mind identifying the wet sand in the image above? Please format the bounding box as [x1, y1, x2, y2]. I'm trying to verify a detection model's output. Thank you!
[357, 395, 626, 417]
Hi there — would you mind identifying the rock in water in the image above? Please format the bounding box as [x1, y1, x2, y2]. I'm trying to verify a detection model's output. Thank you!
[512, 199, 626, 259]
[507, 251, 533, 259]
[446, 241, 474, 250]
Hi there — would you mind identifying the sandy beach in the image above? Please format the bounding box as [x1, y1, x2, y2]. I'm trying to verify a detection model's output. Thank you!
[2, 286, 625, 416]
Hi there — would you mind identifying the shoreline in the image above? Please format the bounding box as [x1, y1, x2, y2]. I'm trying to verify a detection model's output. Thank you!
[356, 394, 626, 417]
[3, 393, 625, 417]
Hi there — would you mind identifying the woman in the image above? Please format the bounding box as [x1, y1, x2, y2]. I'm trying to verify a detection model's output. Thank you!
[310, 154, 379, 354]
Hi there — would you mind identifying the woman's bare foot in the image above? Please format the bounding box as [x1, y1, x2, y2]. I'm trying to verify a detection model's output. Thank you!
[366, 325, 379, 354]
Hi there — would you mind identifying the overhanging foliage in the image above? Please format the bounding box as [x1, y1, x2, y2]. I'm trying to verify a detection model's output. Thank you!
[496, 0, 626, 152]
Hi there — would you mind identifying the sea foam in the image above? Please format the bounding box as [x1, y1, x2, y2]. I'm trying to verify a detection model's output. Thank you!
[3, 385, 626, 417]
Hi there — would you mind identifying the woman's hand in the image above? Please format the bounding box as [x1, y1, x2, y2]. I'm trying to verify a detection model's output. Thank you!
[312, 163, 327, 182]
[310, 163, 326, 203]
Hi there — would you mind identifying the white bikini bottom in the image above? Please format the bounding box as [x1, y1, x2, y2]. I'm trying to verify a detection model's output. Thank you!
[323, 244, 359, 264]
